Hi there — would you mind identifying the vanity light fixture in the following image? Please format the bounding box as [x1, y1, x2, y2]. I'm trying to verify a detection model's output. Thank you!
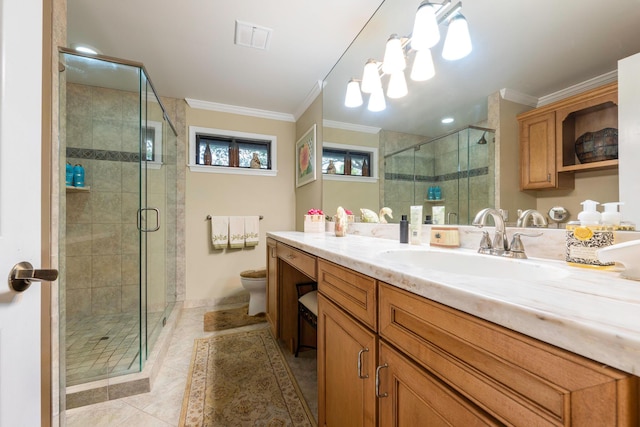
[345, 79, 364, 107]
[442, 13, 472, 60]
[382, 34, 407, 74]
[361, 59, 382, 94]
[344, 0, 472, 111]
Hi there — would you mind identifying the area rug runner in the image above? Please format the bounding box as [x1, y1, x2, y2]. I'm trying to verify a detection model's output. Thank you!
[203, 305, 266, 332]
[179, 328, 316, 426]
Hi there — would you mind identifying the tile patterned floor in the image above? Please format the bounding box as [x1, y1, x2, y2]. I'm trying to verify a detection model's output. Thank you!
[65, 304, 318, 426]
[66, 311, 164, 386]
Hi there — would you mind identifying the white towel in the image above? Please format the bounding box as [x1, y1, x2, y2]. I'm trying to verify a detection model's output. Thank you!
[244, 216, 260, 247]
[210, 216, 229, 250]
[229, 216, 245, 249]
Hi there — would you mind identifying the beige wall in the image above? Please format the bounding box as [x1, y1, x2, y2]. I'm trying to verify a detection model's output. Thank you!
[185, 107, 296, 303]
[535, 169, 619, 223]
[491, 94, 537, 222]
[322, 126, 380, 216]
[295, 95, 323, 231]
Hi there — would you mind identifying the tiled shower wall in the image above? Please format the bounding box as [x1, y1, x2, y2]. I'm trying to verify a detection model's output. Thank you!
[65, 83, 143, 318]
[383, 127, 494, 225]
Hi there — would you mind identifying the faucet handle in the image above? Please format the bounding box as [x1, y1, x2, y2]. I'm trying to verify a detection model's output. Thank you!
[478, 231, 492, 254]
[509, 232, 543, 257]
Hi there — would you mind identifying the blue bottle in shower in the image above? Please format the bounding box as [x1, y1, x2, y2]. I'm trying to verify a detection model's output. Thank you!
[65, 163, 73, 186]
[73, 164, 85, 187]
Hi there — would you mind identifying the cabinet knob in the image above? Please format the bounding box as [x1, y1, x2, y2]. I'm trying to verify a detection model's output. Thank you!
[547, 173, 551, 182]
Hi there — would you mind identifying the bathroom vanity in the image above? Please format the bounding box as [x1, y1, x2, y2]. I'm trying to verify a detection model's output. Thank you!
[267, 231, 640, 426]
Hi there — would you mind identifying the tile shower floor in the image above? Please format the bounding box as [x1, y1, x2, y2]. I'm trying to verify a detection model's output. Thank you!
[65, 304, 318, 426]
[66, 311, 164, 386]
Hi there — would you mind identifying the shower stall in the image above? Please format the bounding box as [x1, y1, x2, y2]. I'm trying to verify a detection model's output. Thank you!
[383, 125, 495, 225]
[59, 49, 178, 391]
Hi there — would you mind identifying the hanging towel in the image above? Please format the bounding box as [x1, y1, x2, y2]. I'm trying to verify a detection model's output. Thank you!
[244, 216, 260, 247]
[229, 216, 245, 249]
[210, 216, 229, 249]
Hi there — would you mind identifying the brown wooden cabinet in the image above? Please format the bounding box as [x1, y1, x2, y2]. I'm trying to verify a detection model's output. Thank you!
[266, 237, 278, 337]
[518, 82, 618, 190]
[268, 240, 638, 425]
[318, 294, 377, 427]
[377, 341, 500, 426]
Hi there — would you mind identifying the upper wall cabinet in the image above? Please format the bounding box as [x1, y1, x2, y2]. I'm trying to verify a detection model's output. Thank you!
[518, 82, 618, 190]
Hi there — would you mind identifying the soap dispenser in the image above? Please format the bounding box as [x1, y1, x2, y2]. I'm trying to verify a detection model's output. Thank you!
[577, 200, 601, 226]
[601, 202, 623, 226]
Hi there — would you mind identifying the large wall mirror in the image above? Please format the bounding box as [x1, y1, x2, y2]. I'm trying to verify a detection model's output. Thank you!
[322, 0, 640, 226]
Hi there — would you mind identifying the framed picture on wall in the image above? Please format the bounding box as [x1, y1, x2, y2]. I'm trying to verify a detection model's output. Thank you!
[296, 124, 316, 188]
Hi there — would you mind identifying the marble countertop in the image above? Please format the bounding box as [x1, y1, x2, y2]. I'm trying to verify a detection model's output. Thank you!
[267, 231, 640, 376]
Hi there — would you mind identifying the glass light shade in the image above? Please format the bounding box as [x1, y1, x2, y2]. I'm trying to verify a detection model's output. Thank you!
[442, 14, 472, 60]
[410, 49, 435, 81]
[361, 59, 382, 93]
[387, 72, 408, 99]
[344, 79, 363, 107]
[367, 86, 386, 112]
[382, 35, 406, 74]
[411, 2, 440, 51]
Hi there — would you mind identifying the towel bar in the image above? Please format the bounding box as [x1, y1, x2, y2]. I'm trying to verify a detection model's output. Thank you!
[206, 215, 263, 220]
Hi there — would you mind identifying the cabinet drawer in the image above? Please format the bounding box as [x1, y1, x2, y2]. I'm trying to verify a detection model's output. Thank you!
[276, 242, 316, 280]
[379, 283, 635, 426]
[318, 259, 377, 331]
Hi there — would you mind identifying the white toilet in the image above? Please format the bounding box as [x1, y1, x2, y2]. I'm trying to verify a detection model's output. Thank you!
[240, 269, 267, 316]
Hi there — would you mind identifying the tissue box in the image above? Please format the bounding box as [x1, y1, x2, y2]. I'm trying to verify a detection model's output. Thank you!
[304, 214, 325, 233]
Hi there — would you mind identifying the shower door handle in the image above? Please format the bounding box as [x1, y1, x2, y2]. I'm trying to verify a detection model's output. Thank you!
[137, 208, 160, 232]
[8, 261, 59, 292]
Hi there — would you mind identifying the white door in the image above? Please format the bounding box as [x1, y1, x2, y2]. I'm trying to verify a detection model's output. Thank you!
[0, 0, 47, 426]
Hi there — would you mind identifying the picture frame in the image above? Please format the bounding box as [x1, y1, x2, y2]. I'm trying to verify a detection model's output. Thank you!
[295, 124, 317, 188]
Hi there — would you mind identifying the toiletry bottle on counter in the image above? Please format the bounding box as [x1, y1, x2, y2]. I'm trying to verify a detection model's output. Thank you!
[577, 199, 601, 225]
[602, 202, 623, 226]
[399, 215, 409, 243]
[566, 199, 614, 269]
[410, 205, 422, 245]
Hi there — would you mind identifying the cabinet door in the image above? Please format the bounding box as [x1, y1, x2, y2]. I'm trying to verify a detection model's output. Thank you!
[318, 294, 377, 427]
[378, 342, 500, 427]
[266, 238, 278, 337]
[520, 111, 556, 189]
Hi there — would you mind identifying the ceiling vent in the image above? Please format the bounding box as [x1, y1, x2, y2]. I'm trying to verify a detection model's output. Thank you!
[235, 20, 272, 50]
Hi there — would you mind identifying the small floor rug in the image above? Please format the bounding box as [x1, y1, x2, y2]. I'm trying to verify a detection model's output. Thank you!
[179, 328, 316, 426]
[203, 305, 266, 332]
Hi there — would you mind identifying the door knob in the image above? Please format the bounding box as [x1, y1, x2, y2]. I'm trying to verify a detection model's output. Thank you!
[8, 261, 58, 292]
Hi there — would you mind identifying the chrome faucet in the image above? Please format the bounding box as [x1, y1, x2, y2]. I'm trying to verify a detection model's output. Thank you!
[473, 208, 542, 258]
[516, 209, 548, 228]
[472, 208, 509, 254]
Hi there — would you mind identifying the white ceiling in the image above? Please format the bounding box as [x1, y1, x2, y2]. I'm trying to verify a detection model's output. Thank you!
[67, 0, 385, 117]
[67, 0, 640, 134]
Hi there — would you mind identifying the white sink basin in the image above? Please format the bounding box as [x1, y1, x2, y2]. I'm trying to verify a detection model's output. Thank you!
[381, 249, 570, 281]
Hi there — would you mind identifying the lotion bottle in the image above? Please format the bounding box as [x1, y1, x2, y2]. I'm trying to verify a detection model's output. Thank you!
[601, 202, 623, 226]
[577, 200, 601, 226]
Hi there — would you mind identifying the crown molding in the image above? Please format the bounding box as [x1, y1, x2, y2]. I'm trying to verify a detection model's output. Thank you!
[537, 70, 617, 106]
[293, 80, 324, 120]
[323, 119, 381, 134]
[500, 70, 618, 109]
[185, 98, 295, 122]
[499, 88, 538, 107]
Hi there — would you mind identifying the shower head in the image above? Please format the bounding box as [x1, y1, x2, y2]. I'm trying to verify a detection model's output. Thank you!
[477, 132, 487, 144]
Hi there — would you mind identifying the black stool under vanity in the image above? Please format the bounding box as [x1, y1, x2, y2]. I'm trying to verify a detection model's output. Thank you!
[295, 282, 318, 357]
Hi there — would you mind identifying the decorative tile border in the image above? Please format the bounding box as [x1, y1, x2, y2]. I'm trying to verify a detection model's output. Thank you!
[386, 166, 488, 183]
[67, 147, 139, 163]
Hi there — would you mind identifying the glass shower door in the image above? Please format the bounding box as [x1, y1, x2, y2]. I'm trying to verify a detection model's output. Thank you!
[140, 74, 177, 360]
